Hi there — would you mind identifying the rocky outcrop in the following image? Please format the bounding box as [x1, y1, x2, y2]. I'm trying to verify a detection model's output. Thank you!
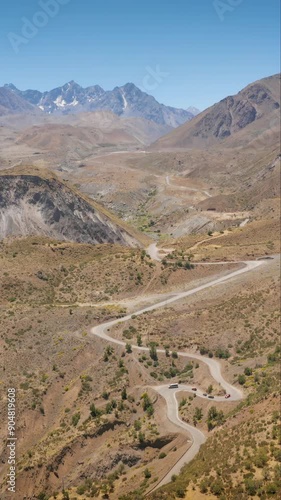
[0, 174, 138, 246]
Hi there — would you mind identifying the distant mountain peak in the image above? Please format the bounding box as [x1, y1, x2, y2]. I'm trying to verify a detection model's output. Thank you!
[0, 81, 197, 127]
[122, 82, 139, 91]
[63, 80, 82, 89]
[186, 106, 200, 116]
[4, 83, 19, 91]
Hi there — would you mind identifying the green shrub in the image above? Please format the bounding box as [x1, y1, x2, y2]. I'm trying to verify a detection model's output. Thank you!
[149, 343, 158, 361]
[210, 479, 224, 495]
[125, 343, 132, 353]
[244, 367, 253, 376]
[176, 487, 186, 498]
[134, 420, 142, 431]
[72, 412, 80, 426]
[144, 468, 151, 478]
[238, 374, 246, 385]
[266, 482, 278, 494]
[199, 480, 209, 493]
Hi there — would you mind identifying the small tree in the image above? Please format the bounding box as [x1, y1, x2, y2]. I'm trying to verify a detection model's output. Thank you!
[72, 413, 80, 427]
[194, 407, 203, 421]
[125, 343, 132, 354]
[149, 343, 158, 362]
[90, 403, 100, 418]
[210, 479, 223, 495]
[138, 431, 145, 443]
[244, 367, 253, 376]
[207, 407, 225, 431]
[105, 402, 113, 414]
[176, 487, 186, 498]
[134, 420, 142, 431]
[199, 480, 208, 493]
[238, 374, 246, 385]
[121, 387, 127, 400]
[141, 392, 154, 416]
[144, 468, 151, 479]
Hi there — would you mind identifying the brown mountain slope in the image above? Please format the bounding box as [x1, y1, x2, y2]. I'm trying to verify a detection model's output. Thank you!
[151, 74, 280, 150]
[196, 153, 280, 212]
[6, 111, 170, 167]
[16, 123, 141, 152]
[0, 166, 150, 246]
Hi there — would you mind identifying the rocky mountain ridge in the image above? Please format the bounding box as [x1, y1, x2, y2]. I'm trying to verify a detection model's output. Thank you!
[152, 74, 280, 149]
[3, 81, 195, 128]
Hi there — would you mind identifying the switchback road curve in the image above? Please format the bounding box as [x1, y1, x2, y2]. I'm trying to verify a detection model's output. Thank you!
[91, 258, 265, 490]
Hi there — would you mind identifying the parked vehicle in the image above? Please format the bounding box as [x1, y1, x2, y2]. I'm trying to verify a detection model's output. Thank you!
[203, 393, 207, 396]
[192, 387, 197, 391]
[169, 383, 179, 389]
[225, 394, 231, 399]
[208, 395, 214, 399]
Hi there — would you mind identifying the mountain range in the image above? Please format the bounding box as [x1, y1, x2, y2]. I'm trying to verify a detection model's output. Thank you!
[1, 81, 196, 128]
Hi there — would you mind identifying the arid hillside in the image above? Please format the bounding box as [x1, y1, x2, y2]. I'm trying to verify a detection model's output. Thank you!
[0, 237, 279, 500]
[0, 73, 280, 500]
[0, 167, 149, 246]
[151, 74, 280, 150]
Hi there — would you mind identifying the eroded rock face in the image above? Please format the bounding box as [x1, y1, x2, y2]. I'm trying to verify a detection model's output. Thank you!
[0, 175, 138, 246]
[196, 84, 279, 140]
[152, 73, 281, 149]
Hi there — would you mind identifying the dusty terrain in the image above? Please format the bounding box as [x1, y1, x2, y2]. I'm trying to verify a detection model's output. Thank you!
[0, 76, 280, 242]
[0, 236, 279, 499]
[0, 73, 280, 500]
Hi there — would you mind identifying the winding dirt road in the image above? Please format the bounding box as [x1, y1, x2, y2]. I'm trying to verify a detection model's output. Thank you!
[91, 257, 265, 490]
[151, 385, 206, 490]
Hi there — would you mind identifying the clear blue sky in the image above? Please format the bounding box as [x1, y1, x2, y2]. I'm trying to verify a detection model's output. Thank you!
[0, 0, 280, 110]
